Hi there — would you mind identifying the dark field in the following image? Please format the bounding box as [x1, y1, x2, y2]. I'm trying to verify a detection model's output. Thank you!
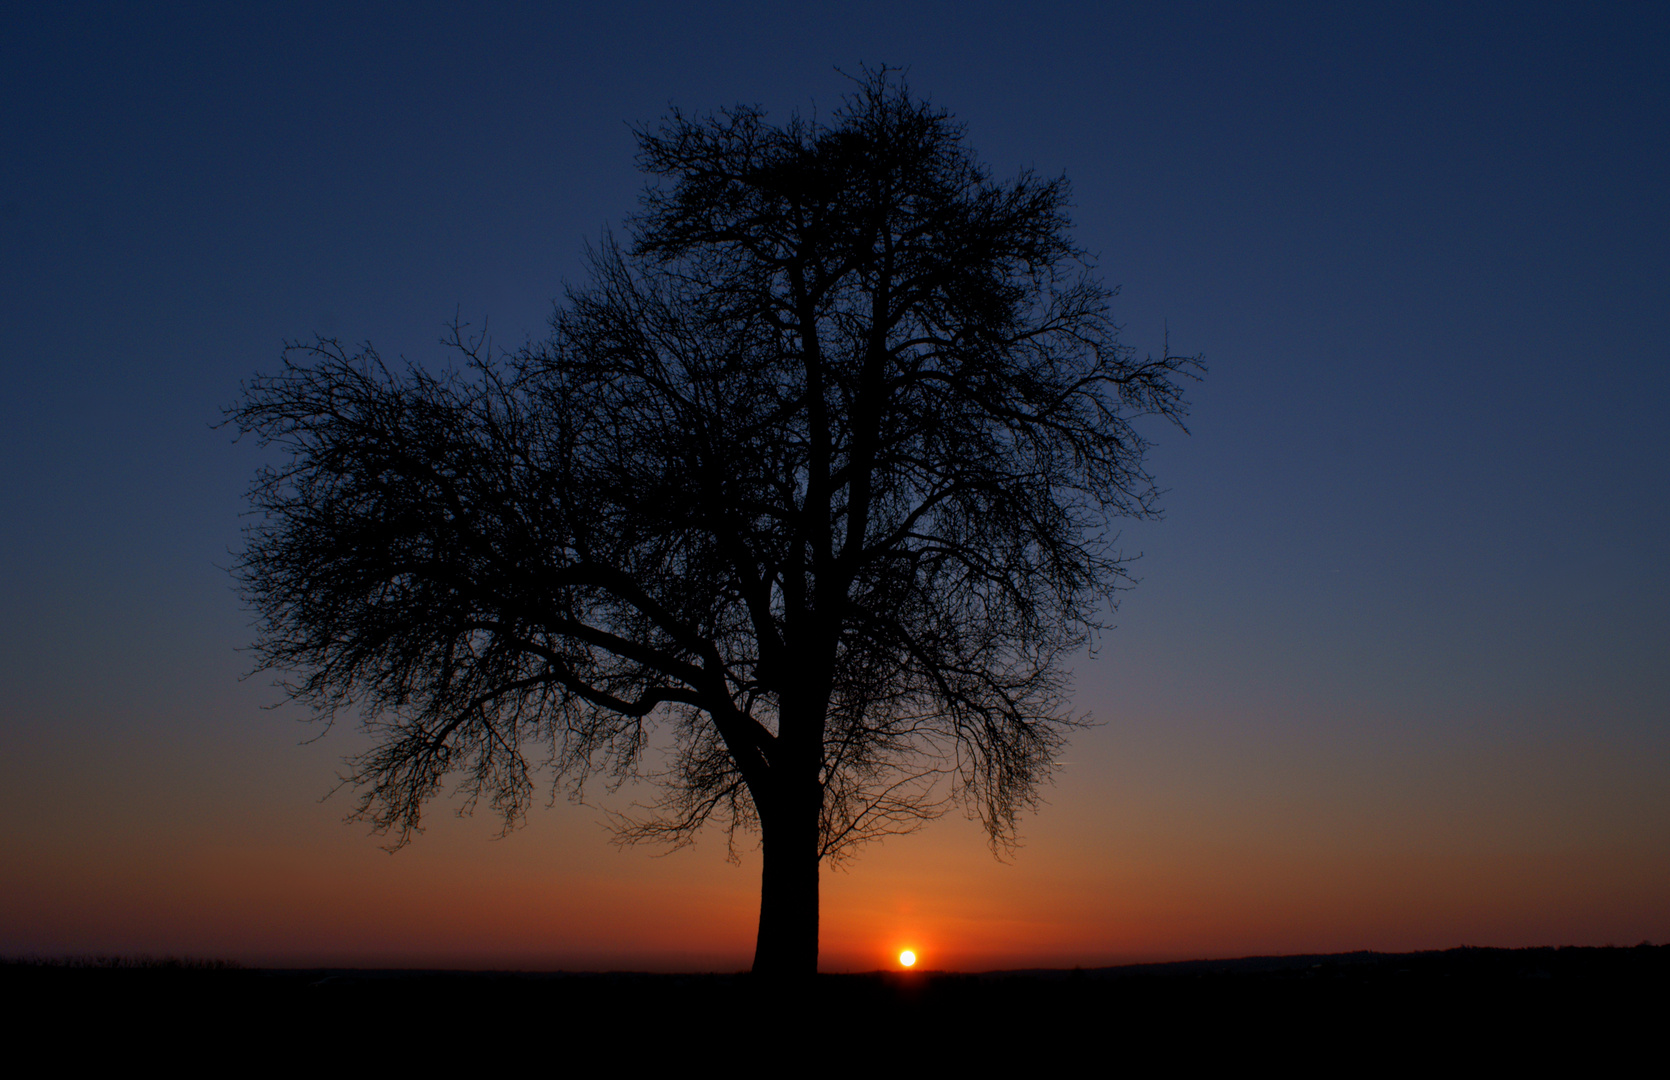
[7, 946, 1664, 1066]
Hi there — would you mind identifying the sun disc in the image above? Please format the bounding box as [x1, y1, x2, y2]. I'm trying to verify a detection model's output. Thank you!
[898, 950, 917, 968]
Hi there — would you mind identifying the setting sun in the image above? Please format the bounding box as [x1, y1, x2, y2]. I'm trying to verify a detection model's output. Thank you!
[899, 950, 917, 968]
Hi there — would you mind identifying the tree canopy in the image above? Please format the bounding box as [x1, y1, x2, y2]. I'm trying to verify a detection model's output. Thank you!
[230, 71, 1199, 975]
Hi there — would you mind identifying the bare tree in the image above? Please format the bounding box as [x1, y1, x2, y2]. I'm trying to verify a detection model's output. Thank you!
[230, 71, 1199, 976]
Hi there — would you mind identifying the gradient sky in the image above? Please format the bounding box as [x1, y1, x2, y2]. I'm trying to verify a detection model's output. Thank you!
[2, 2, 1666, 971]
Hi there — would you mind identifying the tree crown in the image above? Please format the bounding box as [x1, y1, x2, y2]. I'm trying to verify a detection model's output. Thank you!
[231, 71, 1199, 863]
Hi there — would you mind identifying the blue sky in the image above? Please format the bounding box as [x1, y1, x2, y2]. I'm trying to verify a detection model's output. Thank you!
[2, 2, 1665, 965]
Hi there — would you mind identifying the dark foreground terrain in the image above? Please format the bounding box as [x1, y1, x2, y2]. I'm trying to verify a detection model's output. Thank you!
[6, 945, 1664, 1066]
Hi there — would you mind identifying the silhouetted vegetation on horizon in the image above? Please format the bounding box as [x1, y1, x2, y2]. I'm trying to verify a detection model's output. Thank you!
[9, 941, 1660, 979]
[2, 953, 241, 970]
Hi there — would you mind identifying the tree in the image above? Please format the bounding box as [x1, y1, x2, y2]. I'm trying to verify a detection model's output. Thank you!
[230, 71, 1199, 977]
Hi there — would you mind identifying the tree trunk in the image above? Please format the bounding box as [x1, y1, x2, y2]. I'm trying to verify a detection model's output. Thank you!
[750, 777, 822, 977]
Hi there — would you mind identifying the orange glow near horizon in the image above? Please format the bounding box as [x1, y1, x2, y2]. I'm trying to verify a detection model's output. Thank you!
[3, 701, 1668, 971]
[6, 763, 1670, 972]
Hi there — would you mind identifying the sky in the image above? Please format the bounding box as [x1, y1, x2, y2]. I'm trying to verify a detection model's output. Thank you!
[2, 1, 1666, 971]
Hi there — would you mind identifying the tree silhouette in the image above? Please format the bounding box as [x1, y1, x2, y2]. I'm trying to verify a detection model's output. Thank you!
[230, 71, 1199, 976]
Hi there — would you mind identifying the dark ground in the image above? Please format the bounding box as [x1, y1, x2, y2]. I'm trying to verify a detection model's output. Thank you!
[6, 945, 1664, 1067]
